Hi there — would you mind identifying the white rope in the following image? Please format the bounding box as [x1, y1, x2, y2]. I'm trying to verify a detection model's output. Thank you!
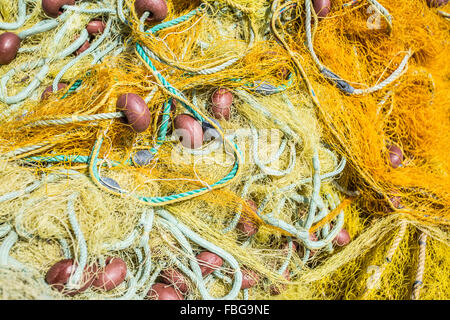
[26, 112, 124, 128]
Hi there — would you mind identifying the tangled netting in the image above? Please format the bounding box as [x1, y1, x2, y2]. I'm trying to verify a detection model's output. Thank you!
[0, 0, 449, 300]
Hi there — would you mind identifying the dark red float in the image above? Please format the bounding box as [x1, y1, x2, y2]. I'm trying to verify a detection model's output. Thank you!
[196, 251, 223, 277]
[174, 114, 204, 149]
[42, 0, 75, 18]
[45, 259, 97, 296]
[147, 282, 183, 300]
[92, 257, 127, 291]
[161, 268, 189, 294]
[86, 20, 106, 35]
[387, 145, 404, 168]
[211, 88, 233, 121]
[240, 268, 260, 290]
[134, 0, 168, 23]
[313, 0, 331, 18]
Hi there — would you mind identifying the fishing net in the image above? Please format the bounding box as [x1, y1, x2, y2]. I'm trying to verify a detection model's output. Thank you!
[0, 0, 448, 300]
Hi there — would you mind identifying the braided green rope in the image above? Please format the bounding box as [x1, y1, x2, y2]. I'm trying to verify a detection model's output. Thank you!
[136, 43, 204, 121]
[147, 5, 206, 34]
[148, 99, 172, 156]
[84, 35, 243, 204]
[89, 135, 240, 204]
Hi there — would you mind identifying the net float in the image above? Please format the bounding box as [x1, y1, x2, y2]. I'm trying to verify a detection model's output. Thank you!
[86, 20, 106, 36]
[174, 114, 204, 149]
[211, 88, 233, 120]
[0, 32, 21, 65]
[426, 0, 449, 7]
[333, 228, 351, 247]
[116, 93, 151, 133]
[196, 251, 223, 277]
[313, 0, 331, 18]
[269, 268, 290, 296]
[41, 83, 68, 100]
[240, 268, 260, 290]
[92, 257, 127, 291]
[161, 268, 189, 294]
[387, 145, 403, 168]
[45, 259, 97, 296]
[42, 0, 75, 18]
[237, 215, 259, 237]
[135, 0, 168, 23]
[147, 283, 183, 300]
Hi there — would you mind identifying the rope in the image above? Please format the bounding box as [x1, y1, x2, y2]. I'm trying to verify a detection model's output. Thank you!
[25, 112, 124, 128]
[17, 17, 65, 40]
[61, 5, 116, 14]
[65, 193, 89, 290]
[0, 58, 50, 105]
[302, 0, 408, 95]
[0, 1, 121, 108]
[411, 232, 427, 300]
[367, 0, 393, 30]
[3, 132, 71, 159]
[157, 209, 243, 300]
[0, 224, 12, 238]
[437, 10, 450, 19]
[0, 0, 28, 30]
[0, 179, 43, 204]
[251, 126, 297, 176]
[352, 51, 411, 94]
[0, 231, 18, 266]
[52, 18, 113, 92]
